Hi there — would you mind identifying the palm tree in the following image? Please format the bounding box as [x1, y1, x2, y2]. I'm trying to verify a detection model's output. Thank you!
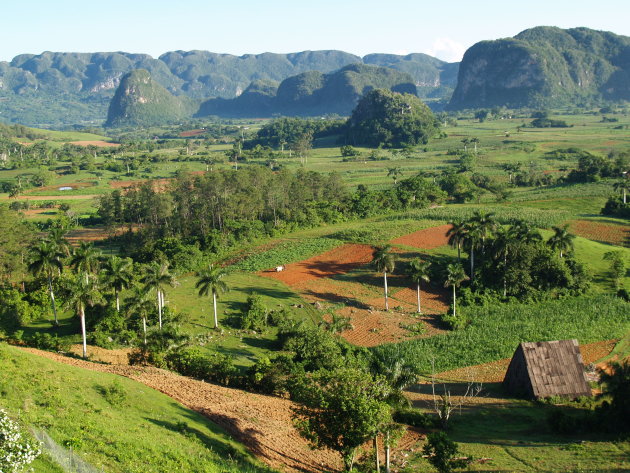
[470, 137, 480, 153]
[102, 256, 134, 312]
[547, 225, 575, 258]
[372, 245, 396, 311]
[462, 223, 482, 281]
[406, 258, 431, 313]
[47, 225, 71, 257]
[195, 264, 229, 329]
[141, 261, 177, 330]
[387, 167, 403, 184]
[444, 263, 469, 317]
[510, 220, 542, 245]
[469, 210, 497, 251]
[65, 274, 102, 359]
[28, 241, 64, 325]
[125, 286, 153, 345]
[492, 226, 519, 297]
[446, 219, 467, 260]
[613, 178, 629, 204]
[69, 241, 101, 283]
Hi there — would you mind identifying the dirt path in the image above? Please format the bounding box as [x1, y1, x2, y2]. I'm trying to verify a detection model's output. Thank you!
[0, 194, 98, 201]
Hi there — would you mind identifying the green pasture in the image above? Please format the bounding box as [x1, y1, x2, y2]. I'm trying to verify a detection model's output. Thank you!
[0, 343, 273, 473]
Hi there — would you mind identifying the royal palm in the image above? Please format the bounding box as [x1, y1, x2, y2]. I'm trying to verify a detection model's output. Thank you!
[195, 264, 229, 329]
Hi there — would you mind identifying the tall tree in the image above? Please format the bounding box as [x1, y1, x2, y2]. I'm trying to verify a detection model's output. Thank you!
[372, 245, 396, 311]
[28, 241, 64, 325]
[444, 263, 469, 317]
[65, 274, 102, 359]
[446, 219, 467, 260]
[613, 179, 629, 204]
[125, 286, 153, 345]
[69, 241, 101, 283]
[195, 264, 229, 329]
[141, 261, 177, 329]
[46, 225, 71, 257]
[406, 258, 431, 313]
[547, 225, 575, 258]
[387, 167, 403, 184]
[101, 256, 134, 312]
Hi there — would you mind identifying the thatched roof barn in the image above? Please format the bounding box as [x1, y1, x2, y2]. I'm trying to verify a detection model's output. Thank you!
[503, 339, 592, 399]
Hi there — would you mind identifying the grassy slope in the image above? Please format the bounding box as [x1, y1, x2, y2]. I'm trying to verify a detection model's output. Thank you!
[0, 343, 273, 473]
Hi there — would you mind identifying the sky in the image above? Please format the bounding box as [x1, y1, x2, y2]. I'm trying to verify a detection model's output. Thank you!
[2, 0, 629, 63]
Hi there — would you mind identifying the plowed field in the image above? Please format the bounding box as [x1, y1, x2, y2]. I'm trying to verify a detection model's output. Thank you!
[391, 224, 451, 249]
[20, 347, 423, 473]
[568, 219, 629, 246]
[262, 244, 374, 285]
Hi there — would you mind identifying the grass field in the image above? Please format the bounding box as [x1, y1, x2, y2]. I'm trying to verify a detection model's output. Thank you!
[0, 343, 273, 473]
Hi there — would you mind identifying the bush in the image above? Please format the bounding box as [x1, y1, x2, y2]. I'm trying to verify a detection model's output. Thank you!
[393, 408, 435, 428]
[166, 347, 238, 386]
[239, 295, 269, 332]
[25, 333, 71, 352]
[0, 408, 40, 472]
[422, 431, 471, 473]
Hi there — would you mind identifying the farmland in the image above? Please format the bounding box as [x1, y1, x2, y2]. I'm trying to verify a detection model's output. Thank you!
[1, 108, 629, 473]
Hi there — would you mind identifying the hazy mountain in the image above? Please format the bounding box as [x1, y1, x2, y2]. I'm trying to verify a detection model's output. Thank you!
[449, 26, 630, 109]
[197, 64, 418, 117]
[105, 69, 193, 127]
[0, 49, 456, 127]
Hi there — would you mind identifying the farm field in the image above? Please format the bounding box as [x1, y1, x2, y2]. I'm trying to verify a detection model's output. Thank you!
[1, 109, 629, 473]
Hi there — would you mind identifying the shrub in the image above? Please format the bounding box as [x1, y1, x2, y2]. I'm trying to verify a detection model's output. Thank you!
[0, 408, 40, 472]
[239, 295, 269, 332]
[25, 333, 71, 352]
[166, 347, 238, 386]
[422, 431, 471, 473]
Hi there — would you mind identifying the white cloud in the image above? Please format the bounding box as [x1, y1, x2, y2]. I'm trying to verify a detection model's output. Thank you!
[425, 37, 467, 63]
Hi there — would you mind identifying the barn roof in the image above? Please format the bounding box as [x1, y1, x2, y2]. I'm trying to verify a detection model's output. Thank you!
[503, 339, 592, 399]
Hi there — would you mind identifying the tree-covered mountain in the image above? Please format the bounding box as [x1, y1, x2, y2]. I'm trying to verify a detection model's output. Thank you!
[449, 26, 630, 109]
[197, 64, 418, 117]
[0, 50, 456, 127]
[105, 69, 194, 128]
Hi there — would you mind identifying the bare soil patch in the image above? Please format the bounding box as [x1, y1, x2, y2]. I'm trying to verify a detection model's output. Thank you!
[179, 129, 206, 137]
[69, 141, 120, 147]
[391, 224, 451, 249]
[261, 244, 374, 286]
[66, 226, 133, 244]
[568, 219, 629, 247]
[19, 347, 422, 473]
[0, 194, 98, 201]
[110, 172, 206, 191]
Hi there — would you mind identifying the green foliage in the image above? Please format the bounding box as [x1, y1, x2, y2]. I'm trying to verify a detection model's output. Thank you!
[0, 288, 42, 335]
[292, 368, 392, 471]
[239, 295, 269, 331]
[373, 295, 630, 374]
[345, 89, 439, 148]
[422, 432, 471, 473]
[166, 347, 238, 386]
[97, 380, 128, 407]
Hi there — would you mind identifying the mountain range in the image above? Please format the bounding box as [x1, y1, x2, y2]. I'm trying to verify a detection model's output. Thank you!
[1, 26, 629, 128]
[0, 50, 456, 127]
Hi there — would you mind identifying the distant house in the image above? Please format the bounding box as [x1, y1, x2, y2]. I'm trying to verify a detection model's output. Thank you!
[503, 339, 592, 399]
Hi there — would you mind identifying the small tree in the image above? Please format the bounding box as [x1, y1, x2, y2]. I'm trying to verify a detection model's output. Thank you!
[422, 432, 471, 473]
[547, 225, 575, 258]
[603, 251, 626, 291]
[292, 368, 392, 472]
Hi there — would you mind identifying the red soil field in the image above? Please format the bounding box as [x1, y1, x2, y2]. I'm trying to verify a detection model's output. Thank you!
[69, 140, 120, 147]
[391, 224, 451, 249]
[568, 219, 629, 247]
[261, 244, 375, 285]
[179, 129, 206, 137]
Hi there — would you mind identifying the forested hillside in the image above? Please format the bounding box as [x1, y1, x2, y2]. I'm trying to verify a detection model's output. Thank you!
[449, 26, 630, 109]
[0, 50, 456, 127]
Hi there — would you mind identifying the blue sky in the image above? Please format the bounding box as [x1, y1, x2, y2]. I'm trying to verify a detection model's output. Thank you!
[2, 0, 629, 63]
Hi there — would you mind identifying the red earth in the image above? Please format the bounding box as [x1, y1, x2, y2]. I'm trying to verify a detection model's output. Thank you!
[391, 224, 451, 249]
